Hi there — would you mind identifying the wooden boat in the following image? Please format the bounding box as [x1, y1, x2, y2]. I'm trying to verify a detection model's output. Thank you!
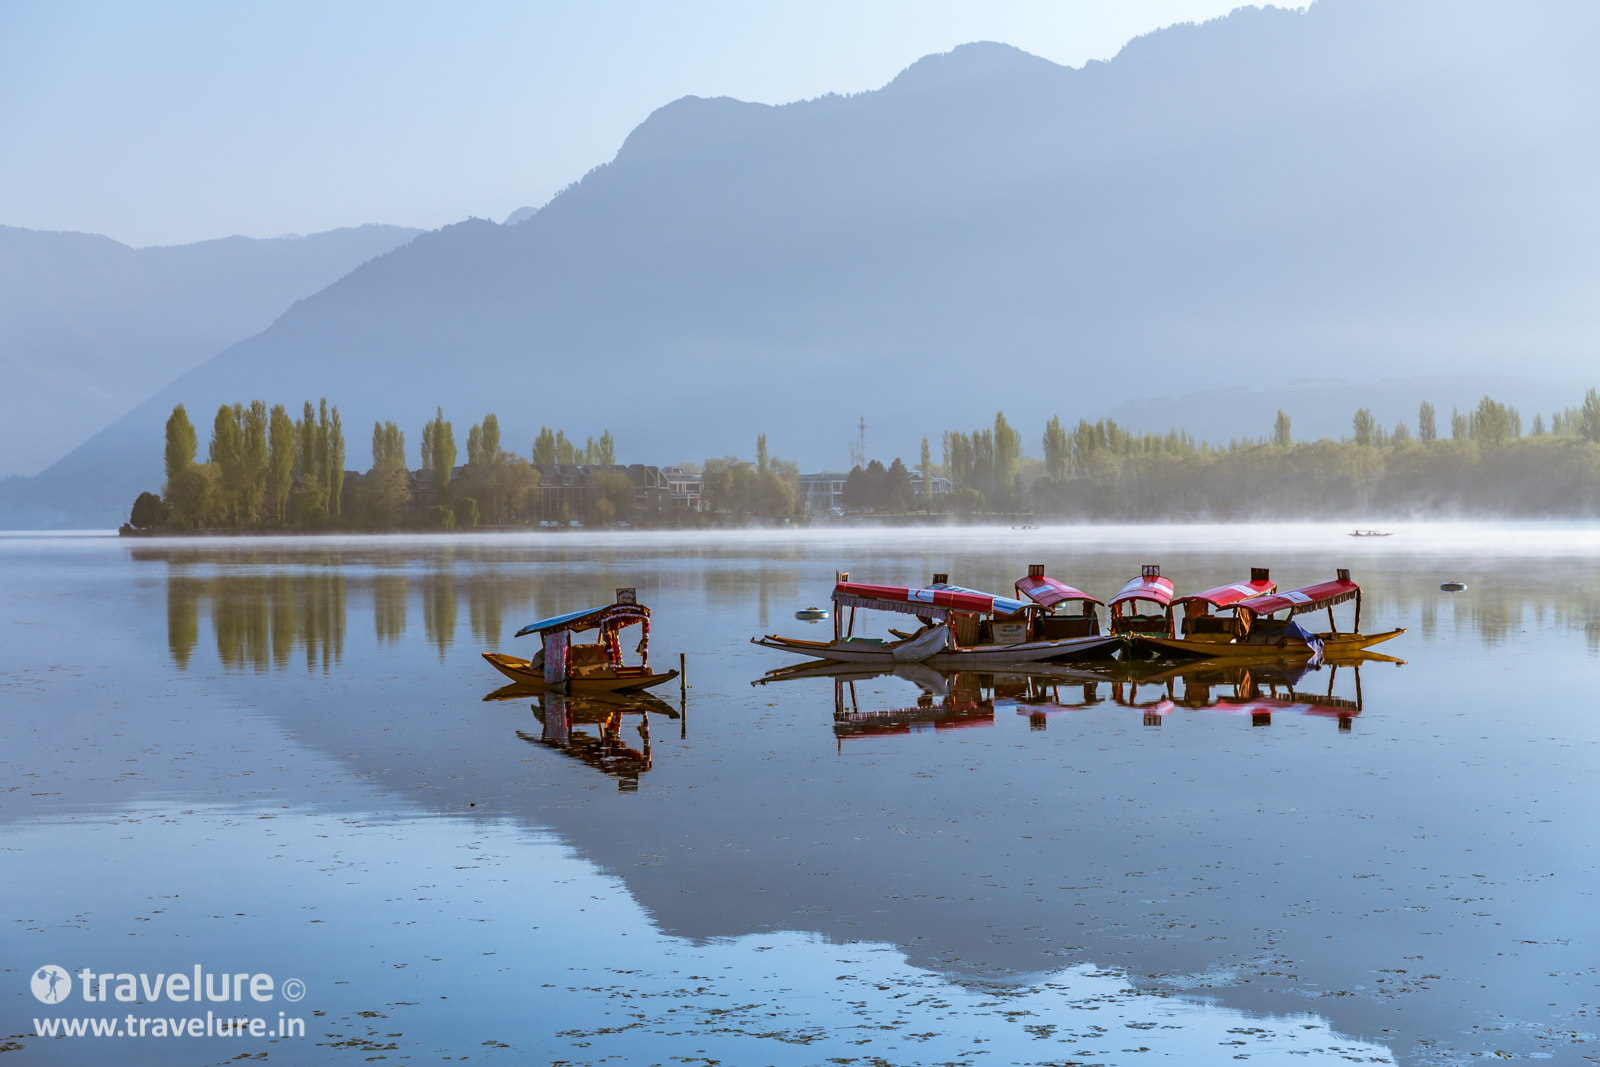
[752, 574, 1121, 667]
[1349, 529, 1392, 537]
[1013, 564, 1107, 642]
[1136, 569, 1404, 660]
[484, 592, 679, 692]
[1123, 567, 1276, 657]
[1108, 565, 1177, 650]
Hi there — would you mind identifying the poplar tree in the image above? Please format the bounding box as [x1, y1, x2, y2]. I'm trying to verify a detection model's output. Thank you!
[368, 421, 408, 526]
[1042, 416, 1068, 479]
[1272, 410, 1291, 447]
[420, 407, 456, 503]
[327, 404, 345, 519]
[1352, 408, 1375, 447]
[1418, 401, 1437, 443]
[268, 404, 295, 523]
[919, 437, 933, 507]
[164, 404, 197, 493]
[241, 401, 269, 523]
[210, 404, 243, 523]
[595, 429, 615, 465]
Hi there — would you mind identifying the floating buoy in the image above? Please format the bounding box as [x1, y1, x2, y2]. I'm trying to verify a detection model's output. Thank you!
[1440, 581, 1467, 592]
[795, 607, 830, 622]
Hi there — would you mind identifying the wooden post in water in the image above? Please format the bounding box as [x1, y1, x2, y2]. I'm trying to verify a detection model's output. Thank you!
[679, 652, 687, 739]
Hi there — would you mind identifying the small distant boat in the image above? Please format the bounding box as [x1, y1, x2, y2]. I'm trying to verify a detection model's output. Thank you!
[795, 606, 830, 622]
[1349, 529, 1392, 537]
[1440, 581, 1467, 592]
[484, 591, 679, 692]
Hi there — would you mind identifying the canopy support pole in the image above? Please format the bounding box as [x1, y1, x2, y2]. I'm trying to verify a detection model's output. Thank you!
[1328, 606, 1339, 634]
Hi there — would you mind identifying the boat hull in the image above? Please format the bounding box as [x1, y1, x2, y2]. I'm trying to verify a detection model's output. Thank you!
[482, 652, 679, 692]
[1132, 628, 1407, 660]
[751, 633, 1121, 666]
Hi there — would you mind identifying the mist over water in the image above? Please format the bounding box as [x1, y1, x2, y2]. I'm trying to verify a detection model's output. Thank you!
[3, 524, 1596, 1064]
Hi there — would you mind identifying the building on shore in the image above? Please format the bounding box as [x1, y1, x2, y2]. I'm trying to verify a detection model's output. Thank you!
[910, 470, 953, 506]
[661, 466, 704, 511]
[796, 472, 848, 513]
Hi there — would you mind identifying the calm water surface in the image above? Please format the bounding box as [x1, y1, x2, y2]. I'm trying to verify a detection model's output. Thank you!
[2, 524, 1597, 1066]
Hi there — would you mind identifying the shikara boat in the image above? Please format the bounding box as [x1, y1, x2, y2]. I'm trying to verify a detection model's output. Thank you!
[751, 574, 1121, 667]
[1136, 569, 1404, 660]
[484, 591, 679, 692]
[1123, 567, 1276, 657]
[1108, 565, 1178, 656]
[1014, 564, 1106, 641]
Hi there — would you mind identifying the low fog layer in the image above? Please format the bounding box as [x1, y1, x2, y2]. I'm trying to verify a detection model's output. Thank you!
[8, 0, 1600, 526]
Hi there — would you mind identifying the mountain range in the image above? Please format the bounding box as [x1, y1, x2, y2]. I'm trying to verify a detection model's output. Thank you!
[0, 223, 420, 479]
[7, 0, 1600, 528]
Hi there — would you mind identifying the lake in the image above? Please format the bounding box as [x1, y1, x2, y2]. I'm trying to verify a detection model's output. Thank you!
[2, 523, 1595, 1066]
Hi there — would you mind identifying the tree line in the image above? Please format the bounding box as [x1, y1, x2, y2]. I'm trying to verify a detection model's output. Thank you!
[133, 403, 635, 530]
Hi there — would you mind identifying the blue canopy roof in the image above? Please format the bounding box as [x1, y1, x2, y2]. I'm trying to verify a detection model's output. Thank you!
[514, 602, 649, 638]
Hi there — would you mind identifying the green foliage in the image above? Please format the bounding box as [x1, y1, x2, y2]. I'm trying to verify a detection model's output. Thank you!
[841, 458, 914, 511]
[1043, 415, 1069, 480]
[453, 496, 480, 527]
[267, 404, 295, 523]
[1418, 401, 1437, 442]
[427, 504, 455, 529]
[1583, 388, 1600, 443]
[947, 486, 984, 514]
[1450, 407, 1469, 440]
[1272, 410, 1291, 447]
[1352, 408, 1375, 447]
[589, 469, 635, 523]
[165, 462, 222, 528]
[163, 404, 196, 492]
[130, 491, 168, 529]
[702, 445, 798, 520]
[420, 407, 456, 503]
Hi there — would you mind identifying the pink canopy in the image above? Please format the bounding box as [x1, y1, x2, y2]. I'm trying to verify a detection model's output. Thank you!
[1236, 575, 1359, 619]
[1177, 577, 1277, 611]
[1015, 573, 1102, 610]
[831, 581, 1024, 618]
[1109, 569, 1175, 611]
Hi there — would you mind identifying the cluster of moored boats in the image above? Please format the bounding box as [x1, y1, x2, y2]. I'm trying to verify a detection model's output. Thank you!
[753, 565, 1403, 669]
[480, 566, 1404, 696]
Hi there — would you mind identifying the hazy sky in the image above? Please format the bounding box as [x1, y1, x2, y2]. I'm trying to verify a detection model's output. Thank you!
[1, 1, 1246, 247]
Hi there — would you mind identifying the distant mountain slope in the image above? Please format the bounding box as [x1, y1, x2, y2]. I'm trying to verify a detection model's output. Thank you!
[8, 0, 1600, 527]
[0, 223, 420, 477]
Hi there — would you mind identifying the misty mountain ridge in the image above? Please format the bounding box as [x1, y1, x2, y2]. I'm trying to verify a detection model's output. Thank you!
[0, 222, 422, 479]
[8, 0, 1600, 527]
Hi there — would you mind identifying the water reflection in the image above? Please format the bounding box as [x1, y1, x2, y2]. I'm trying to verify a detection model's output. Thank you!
[755, 654, 1399, 738]
[487, 684, 680, 790]
[166, 570, 346, 672]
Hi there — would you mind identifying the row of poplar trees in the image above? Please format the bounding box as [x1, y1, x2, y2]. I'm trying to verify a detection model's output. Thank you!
[156, 401, 345, 528]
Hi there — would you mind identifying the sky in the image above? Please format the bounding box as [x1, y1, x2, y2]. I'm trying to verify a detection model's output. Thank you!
[0, 0, 1249, 247]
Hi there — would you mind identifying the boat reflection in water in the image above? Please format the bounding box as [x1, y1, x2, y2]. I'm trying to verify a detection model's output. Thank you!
[754, 661, 1107, 744]
[485, 683, 680, 790]
[753, 651, 1402, 740]
[1110, 651, 1405, 731]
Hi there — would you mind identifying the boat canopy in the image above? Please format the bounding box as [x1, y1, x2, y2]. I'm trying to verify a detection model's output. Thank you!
[515, 602, 651, 638]
[831, 581, 1027, 621]
[1177, 570, 1276, 612]
[1236, 571, 1359, 619]
[1015, 571, 1102, 610]
[1109, 566, 1175, 612]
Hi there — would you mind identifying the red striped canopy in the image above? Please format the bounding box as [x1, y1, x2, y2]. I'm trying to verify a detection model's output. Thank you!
[831, 581, 1020, 617]
[1014, 574, 1102, 609]
[1237, 577, 1359, 618]
[1177, 577, 1277, 611]
[1109, 573, 1175, 610]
